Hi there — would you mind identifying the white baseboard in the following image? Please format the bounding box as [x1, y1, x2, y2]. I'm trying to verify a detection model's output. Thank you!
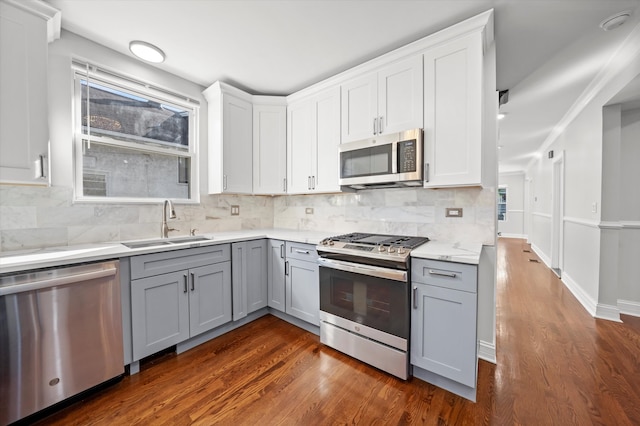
[595, 303, 622, 322]
[618, 299, 640, 317]
[530, 243, 551, 267]
[478, 340, 496, 364]
[561, 271, 597, 317]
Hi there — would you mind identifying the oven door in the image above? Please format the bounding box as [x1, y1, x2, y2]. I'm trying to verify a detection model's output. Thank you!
[318, 258, 409, 340]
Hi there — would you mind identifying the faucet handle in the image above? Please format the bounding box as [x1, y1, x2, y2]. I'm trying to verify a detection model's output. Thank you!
[190, 228, 198, 236]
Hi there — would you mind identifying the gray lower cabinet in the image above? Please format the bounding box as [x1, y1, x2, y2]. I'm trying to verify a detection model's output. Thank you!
[130, 245, 231, 361]
[267, 239, 286, 312]
[410, 258, 478, 388]
[285, 242, 320, 326]
[231, 239, 268, 321]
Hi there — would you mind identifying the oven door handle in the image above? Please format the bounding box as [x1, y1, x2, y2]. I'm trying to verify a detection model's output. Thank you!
[317, 258, 407, 282]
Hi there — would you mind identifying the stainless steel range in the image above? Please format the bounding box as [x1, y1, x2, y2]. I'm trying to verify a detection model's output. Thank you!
[316, 233, 429, 379]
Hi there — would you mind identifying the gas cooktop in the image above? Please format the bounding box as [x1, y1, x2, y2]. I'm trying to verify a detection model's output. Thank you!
[317, 232, 429, 266]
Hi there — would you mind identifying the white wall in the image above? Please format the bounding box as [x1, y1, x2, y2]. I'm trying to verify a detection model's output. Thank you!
[618, 108, 640, 315]
[525, 40, 640, 319]
[498, 172, 525, 238]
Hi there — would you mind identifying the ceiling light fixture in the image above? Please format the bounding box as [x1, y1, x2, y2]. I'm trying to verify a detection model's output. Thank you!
[129, 40, 165, 63]
[600, 11, 631, 31]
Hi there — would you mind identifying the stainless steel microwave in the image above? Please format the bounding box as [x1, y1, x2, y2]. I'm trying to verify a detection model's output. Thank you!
[339, 128, 423, 190]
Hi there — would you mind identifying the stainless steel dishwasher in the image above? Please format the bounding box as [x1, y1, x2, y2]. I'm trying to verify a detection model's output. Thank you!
[0, 260, 124, 425]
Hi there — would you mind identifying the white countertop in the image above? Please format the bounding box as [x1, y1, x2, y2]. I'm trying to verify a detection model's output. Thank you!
[0, 229, 331, 275]
[410, 240, 482, 265]
[0, 229, 482, 274]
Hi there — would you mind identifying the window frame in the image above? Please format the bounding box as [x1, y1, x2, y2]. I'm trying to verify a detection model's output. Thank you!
[71, 62, 200, 204]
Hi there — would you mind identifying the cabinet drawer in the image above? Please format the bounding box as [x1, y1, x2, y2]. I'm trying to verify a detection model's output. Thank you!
[286, 242, 318, 262]
[131, 244, 231, 279]
[411, 258, 477, 293]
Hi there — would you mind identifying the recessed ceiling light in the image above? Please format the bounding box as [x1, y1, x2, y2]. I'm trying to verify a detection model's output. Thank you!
[129, 40, 165, 63]
[600, 11, 631, 31]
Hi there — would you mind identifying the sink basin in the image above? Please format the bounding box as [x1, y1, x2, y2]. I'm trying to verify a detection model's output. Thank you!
[122, 236, 213, 249]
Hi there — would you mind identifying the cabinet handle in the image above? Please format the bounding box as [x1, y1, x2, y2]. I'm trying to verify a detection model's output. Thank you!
[413, 286, 418, 309]
[373, 117, 377, 135]
[190, 272, 195, 291]
[312, 176, 316, 190]
[280, 244, 285, 259]
[424, 162, 429, 183]
[308, 176, 311, 190]
[428, 269, 457, 278]
[223, 174, 228, 190]
[378, 116, 383, 134]
[295, 249, 310, 255]
[283, 178, 287, 192]
[285, 261, 289, 276]
[183, 274, 188, 293]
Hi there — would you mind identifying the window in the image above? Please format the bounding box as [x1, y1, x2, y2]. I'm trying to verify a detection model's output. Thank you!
[497, 187, 507, 221]
[73, 62, 199, 203]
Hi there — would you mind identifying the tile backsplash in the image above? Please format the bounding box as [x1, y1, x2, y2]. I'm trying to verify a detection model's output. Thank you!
[0, 185, 495, 252]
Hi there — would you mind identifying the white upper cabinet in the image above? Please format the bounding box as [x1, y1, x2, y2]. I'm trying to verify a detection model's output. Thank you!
[253, 97, 287, 194]
[423, 31, 485, 188]
[0, 0, 60, 185]
[204, 82, 253, 194]
[341, 56, 423, 143]
[287, 86, 340, 194]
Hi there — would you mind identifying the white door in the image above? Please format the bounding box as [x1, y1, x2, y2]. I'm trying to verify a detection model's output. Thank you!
[341, 73, 377, 143]
[378, 56, 423, 135]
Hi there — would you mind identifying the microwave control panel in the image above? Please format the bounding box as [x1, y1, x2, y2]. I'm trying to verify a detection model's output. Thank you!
[397, 139, 417, 173]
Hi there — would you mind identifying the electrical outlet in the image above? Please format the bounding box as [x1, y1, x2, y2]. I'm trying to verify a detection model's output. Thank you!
[445, 208, 463, 218]
[305, 207, 314, 214]
[231, 205, 240, 216]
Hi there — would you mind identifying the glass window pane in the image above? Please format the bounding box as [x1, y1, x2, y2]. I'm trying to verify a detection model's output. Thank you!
[81, 80, 189, 150]
[82, 142, 190, 199]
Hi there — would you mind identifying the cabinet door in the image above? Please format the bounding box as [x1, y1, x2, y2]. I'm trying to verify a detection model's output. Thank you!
[410, 282, 477, 387]
[131, 271, 190, 360]
[313, 86, 341, 193]
[286, 258, 319, 325]
[231, 241, 248, 321]
[189, 262, 232, 336]
[253, 103, 286, 194]
[0, 2, 50, 184]
[268, 240, 286, 312]
[423, 32, 483, 187]
[223, 94, 253, 193]
[287, 100, 314, 193]
[341, 73, 378, 143]
[246, 239, 268, 314]
[378, 56, 423, 135]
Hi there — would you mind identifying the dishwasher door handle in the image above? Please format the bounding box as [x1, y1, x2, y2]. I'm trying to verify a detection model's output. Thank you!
[0, 266, 118, 296]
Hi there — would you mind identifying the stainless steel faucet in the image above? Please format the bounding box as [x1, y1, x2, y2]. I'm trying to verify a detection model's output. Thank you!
[161, 199, 177, 238]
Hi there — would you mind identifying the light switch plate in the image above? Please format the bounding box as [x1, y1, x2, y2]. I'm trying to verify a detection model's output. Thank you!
[445, 207, 463, 217]
[231, 205, 240, 216]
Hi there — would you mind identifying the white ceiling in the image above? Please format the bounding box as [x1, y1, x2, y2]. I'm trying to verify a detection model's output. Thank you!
[46, 0, 640, 173]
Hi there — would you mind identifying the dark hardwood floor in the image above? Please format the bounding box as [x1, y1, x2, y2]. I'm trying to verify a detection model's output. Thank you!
[35, 238, 640, 425]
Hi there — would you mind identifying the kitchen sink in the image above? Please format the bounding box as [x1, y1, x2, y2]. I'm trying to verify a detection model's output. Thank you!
[121, 236, 213, 249]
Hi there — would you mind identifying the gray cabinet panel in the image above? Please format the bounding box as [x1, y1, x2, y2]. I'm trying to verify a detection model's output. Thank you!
[131, 245, 231, 280]
[189, 262, 232, 336]
[286, 258, 319, 326]
[268, 240, 286, 312]
[410, 282, 477, 387]
[411, 258, 477, 293]
[131, 271, 190, 360]
[286, 242, 318, 261]
[232, 239, 267, 321]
